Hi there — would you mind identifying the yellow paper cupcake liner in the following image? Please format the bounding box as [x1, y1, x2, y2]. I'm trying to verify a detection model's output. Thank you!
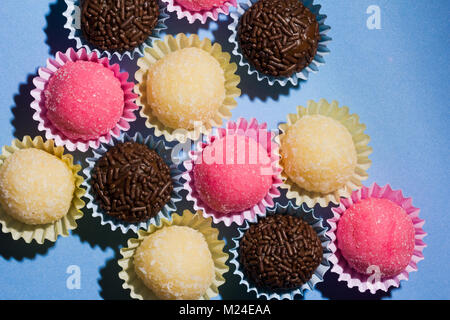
[135, 33, 241, 142]
[118, 209, 229, 300]
[0, 136, 85, 244]
[276, 99, 372, 208]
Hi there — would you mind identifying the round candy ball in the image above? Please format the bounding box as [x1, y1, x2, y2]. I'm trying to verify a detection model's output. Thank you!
[337, 197, 415, 277]
[176, 0, 227, 11]
[193, 135, 272, 214]
[45, 60, 124, 141]
[146, 47, 225, 131]
[0, 149, 75, 225]
[281, 115, 357, 194]
[134, 225, 215, 300]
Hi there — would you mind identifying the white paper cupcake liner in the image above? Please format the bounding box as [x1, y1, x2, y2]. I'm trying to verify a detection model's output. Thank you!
[30, 47, 138, 152]
[63, 0, 169, 61]
[228, 0, 331, 86]
[82, 132, 183, 234]
[229, 202, 331, 300]
[182, 118, 282, 227]
[162, 0, 237, 24]
[326, 183, 427, 294]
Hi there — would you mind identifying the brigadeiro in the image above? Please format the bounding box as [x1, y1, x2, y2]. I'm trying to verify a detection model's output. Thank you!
[81, 0, 159, 52]
[327, 183, 427, 293]
[240, 214, 322, 290]
[230, 203, 331, 299]
[64, 0, 168, 59]
[239, 0, 319, 77]
[91, 141, 172, 224]
[83, 133, 183, 233]
[228, 0, 331, 86]
[30, 47, 138, 152]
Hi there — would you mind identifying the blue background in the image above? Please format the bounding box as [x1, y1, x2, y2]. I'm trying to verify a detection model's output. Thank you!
[0, 0, 448, 300]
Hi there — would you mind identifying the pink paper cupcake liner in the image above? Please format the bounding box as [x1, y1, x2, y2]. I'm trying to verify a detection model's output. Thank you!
[162, 0, 237, 24]
[182, 118, 282, 226]
[326, 183, 427, 294]
[30, 47, 138, 152]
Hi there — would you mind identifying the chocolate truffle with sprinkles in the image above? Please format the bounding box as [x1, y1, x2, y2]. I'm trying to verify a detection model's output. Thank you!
[90, 141, 173, 223]
[238, 0, 320, 77]
[239, 214, 323, 290]
[81, 0, 160, 52]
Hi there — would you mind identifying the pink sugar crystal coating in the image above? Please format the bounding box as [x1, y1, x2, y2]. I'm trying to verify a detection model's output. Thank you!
[176, 0, 227, 11]
[337, 197, 415, 278]
[193, 135, 273, 214]
[44, 60, 124, 141]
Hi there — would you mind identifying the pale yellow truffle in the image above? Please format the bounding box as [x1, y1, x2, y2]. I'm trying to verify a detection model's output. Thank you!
[146, 47, 226, 130]
[0, 148, 75, 225]
[134, 225, 215, 300]
[281, 115, 357, 194]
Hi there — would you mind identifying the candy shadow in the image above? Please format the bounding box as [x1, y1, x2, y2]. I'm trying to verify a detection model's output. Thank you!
[73, 207, 134, 299]
[98, 249, 133, 300]
[163, 10, 211, 37]
[211, 15, 298, 103]
[316, 271, 394, 300]
[72, 206, 132, 252]
[10, 73, 43, 140]
[45, 0, 74, 56]
[0, 229, 54, 261]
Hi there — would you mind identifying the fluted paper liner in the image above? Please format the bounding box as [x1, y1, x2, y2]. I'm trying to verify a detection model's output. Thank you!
[277, 99, 372, 208]
[228, 0, 331, 86]
[0, 136, 85, 244]
[229, 202, 331, 300]
[327, 183, 427, 294]
[83, 133, 183, 234]
[162, 0, 237, 24]
[182, 118, 282, 226]
[30, 47, 138, 152]
[118, 210, 229, 300]
[135, 33, 241, 143]
[63, 0, 169, 61]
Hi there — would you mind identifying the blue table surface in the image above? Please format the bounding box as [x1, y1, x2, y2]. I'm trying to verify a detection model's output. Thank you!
[0, 0, 448, 300]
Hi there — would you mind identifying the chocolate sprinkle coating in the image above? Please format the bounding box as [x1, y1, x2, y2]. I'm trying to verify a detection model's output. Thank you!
[238, 0, 320, 77]
[81, 0, 159, 52]
[91, 142, 173, 223]
[239, 214, 323, 290]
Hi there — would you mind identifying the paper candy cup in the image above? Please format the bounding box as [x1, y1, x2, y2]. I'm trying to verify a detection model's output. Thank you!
[229, 202, 331, 300]
[326, 183, 427, 294]
[118, 209, 229, 300]
[277, 99, 372, 208]
[83, 132, 183, 234]
[135, 33, 241, 143]
[0, 136, 85, 244]
[30, 47, 138, 152]
[63, 0, 169, 61]
[182, 118, 282, 226]
[162, 0, 237, 24]
[228, 0, 331, 86]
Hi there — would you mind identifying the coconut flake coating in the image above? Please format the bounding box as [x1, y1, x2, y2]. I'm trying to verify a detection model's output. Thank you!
[134, 225, 215, 300]
[0, 149, 75, 225]
[193, 135, 272, 214]
[337, 198, 415, 277]
[146, 47, 225, 130]
[176, 0, 227, 11]
[44, 60, 124, 141]
[281, 115, 357, 194]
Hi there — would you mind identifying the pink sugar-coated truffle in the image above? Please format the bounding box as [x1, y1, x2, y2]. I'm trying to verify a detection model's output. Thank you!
[337, 197, 415, 278]
[44, 60, 124, 141]
[176, 0, 227, 11]
[193, 135, 273, 214]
